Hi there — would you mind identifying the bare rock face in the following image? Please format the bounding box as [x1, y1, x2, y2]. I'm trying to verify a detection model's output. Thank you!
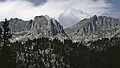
[0, 16, 69, 41]
[1, 15, 120, 42]
[9, 18, 32, 33]
[25, 16, 69, 40]
[65, 15, 120, 42]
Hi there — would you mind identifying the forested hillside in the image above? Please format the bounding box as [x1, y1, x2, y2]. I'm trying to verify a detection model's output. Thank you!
[0, 37, 120, 68]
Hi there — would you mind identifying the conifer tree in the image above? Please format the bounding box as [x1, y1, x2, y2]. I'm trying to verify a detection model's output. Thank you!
[0, 19, 15, 68]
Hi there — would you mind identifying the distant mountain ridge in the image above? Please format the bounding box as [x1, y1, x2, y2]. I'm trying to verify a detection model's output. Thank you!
[0, 16, 69, 42]
[1, 15, 120, 42]
[65, 15, 120, 42]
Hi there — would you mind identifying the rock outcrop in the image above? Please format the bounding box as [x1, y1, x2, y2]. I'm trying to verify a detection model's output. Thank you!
[1, 15, 120, 42]
[65, 15, 120, 42]
[25, 16, 69, 40]
[0, 16, 69, 41]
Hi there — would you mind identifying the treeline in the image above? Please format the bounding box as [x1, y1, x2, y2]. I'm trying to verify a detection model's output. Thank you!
[10, 37, 120, 68]
[0, 37, 120, 68]
[0, 19, 120, 68]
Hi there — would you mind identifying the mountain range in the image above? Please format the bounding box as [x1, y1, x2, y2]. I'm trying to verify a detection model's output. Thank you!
[65, 15, 120, 42]
[1, 15, 120, 42]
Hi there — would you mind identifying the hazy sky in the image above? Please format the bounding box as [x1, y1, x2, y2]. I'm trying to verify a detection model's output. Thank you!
[0, 0, 120, 28]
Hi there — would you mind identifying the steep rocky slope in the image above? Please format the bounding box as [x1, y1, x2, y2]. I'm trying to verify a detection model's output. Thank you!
[65, 15, 120, 42]
[1, 15, 120, 42]
[0, 16, 69, 41]
[24, 16, 69, 40]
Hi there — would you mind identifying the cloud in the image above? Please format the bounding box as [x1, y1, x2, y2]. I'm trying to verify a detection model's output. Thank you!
[0, 0, 113, 28]
[58, 8, 90, 27]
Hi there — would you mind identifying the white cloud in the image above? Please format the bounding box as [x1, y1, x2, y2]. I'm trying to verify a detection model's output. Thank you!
[0, 0, 113, 28]
[58, 8, 90, 27]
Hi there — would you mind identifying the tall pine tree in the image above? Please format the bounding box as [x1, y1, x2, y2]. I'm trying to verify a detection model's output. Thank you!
[0, 19, 15, 68]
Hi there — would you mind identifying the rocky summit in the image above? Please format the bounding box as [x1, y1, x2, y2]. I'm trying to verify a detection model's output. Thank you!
[0, 16, 69, 42]
[1, 15, 120, 42]
[65, 15, 120, 42]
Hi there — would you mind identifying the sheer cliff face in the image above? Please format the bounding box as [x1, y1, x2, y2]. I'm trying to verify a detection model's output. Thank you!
[1, 15, 120, 42]
[9, 18, 32, 33]
[65, 15, 120, 41]
[26, 16, 68, 40]
[0, 16, 69, 41]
